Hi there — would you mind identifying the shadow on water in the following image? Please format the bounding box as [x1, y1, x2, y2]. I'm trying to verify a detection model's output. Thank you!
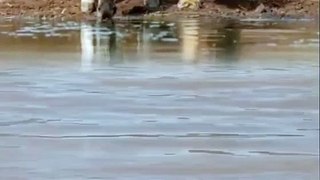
[215, 21, 241, 62]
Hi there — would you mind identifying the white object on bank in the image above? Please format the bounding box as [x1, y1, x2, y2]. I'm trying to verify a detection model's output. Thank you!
[81, 0, 95, 13]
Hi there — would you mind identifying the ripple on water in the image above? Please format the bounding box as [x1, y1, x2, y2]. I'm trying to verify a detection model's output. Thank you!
[0, 18, 318, 179]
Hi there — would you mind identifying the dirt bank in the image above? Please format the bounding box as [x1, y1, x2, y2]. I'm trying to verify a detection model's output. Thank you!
[0, 0, 318, 20]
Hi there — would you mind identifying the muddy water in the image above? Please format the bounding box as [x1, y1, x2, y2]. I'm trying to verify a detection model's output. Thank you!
[0, 17, 319, 179]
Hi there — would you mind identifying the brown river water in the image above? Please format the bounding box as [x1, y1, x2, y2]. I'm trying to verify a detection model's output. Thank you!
[0, 17, 319, 179]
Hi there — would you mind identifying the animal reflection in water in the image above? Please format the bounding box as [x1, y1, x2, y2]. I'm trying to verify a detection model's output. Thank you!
[80, 23, 122, 71]
[80, 19, 242, 69]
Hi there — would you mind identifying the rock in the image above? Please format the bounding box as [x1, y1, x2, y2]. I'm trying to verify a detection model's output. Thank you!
[144, 0, 160, 11]
[61, 8, 67, 14]
[295, 5, 303, 10]
[177, 0, 201, 10]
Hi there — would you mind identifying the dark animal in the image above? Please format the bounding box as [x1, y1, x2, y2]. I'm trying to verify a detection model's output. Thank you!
[91, 0, 117, 21]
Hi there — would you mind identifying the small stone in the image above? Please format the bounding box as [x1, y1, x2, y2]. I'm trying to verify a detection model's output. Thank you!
[295, 5, 303, 10]
[61, 8, 66, 14]
[255, 3, 265, 14]
[177, 0, 201, 10]
[6, 3, 13, 8]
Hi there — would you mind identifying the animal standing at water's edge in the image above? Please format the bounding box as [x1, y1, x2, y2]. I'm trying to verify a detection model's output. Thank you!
[90, 0, 117, 22]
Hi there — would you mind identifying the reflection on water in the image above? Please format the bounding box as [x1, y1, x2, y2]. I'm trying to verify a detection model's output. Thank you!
[81, 22, 122, 71]
[74, 18, 318, 68]
[1, 18, 318, 66]
[215, 21, 241, 62]
[80, 23, 93, 71]
[0, 17, 319, 179]
[180, 19, 200, 62]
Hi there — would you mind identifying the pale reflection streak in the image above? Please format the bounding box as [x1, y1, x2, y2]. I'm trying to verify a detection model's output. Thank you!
[139, 22, 151, 62]
[81, 23, 94, 71]
[180, 19, 200, 63]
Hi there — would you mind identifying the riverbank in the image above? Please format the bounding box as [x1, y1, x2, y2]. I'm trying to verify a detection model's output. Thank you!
[0, 0, 319, 20]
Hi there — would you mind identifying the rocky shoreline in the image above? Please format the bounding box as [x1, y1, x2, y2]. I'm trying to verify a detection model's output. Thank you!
[0, 0, 318, 20]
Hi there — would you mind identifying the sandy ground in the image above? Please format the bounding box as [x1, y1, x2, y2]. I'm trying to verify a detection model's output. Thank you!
[0, 0, 319, 20]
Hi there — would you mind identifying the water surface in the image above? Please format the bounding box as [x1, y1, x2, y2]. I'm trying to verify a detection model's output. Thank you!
[0, 17, 319, 179]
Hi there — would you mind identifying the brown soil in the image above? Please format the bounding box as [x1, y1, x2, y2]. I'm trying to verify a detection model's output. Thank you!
[0, 0, 318, 20]
[0, 0, 80, 19]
